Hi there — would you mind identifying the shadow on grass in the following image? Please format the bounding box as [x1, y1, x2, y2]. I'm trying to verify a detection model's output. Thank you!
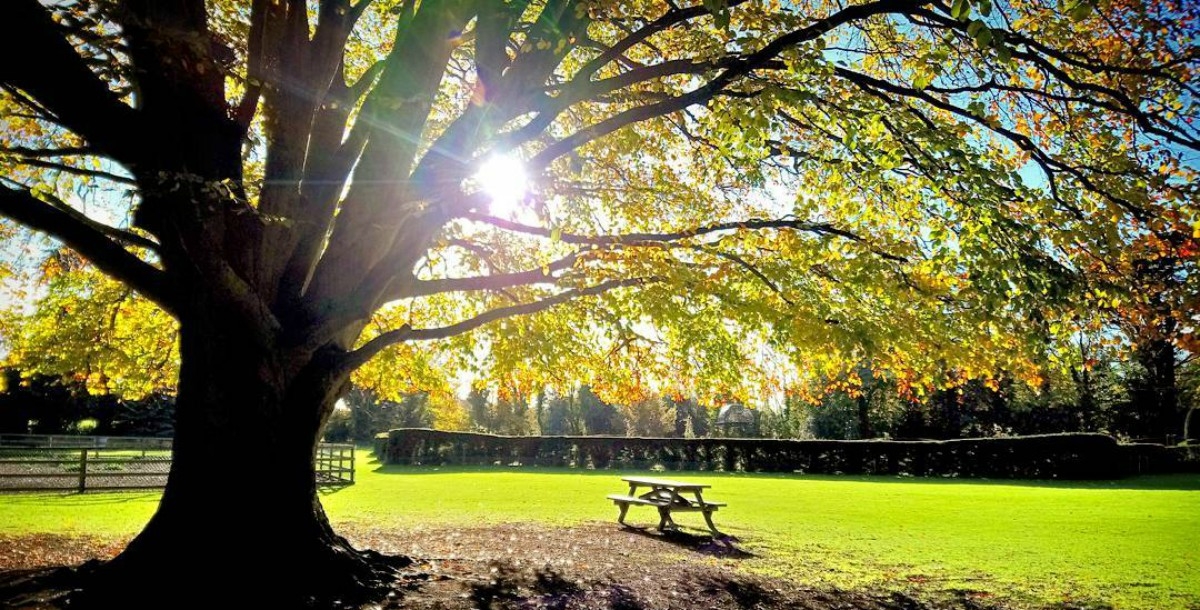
[463, 558, 997, 610]
[0, 491, 159, 505]
[616, 525, 755, 559]
[470, 562, 647, 610]
[367, 462, 1200, 491]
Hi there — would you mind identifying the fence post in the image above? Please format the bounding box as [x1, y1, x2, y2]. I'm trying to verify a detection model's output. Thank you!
[78, 449, 88, 493]
[349, 445, 355, 484]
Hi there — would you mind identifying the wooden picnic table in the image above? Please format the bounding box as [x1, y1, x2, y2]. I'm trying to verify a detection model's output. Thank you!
[606, 476, 725, 536]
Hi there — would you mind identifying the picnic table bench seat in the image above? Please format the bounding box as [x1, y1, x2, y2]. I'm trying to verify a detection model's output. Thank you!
[605, 494, 726, 510]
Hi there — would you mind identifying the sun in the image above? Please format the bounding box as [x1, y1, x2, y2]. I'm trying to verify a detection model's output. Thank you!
[475, 154, 528, 217]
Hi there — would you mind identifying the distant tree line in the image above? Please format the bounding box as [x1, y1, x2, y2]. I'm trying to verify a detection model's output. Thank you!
[3, 346, 1195, 445]
[322, 387, 435, 443]
[0, 369, 173, 437]
[765, 354, 1198, 443]
[321, 384, 712, 443]
[442, 351, 1197, 444]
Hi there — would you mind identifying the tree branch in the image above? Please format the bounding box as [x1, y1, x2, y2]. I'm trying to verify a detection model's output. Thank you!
[528, 0, 926, 171]
[31, 188, 161, 253]
[337, 276, 649, 374]
[461, 212, 908, 262]
[830, 66, 1151, 220]
[695, 246, 795, 306]
[8, 157, 137, 186]
[0, 184, 175, 312]
[0, 0, 142, 162]
[402, 251, 582, 298]
[2, 146, 94, 158]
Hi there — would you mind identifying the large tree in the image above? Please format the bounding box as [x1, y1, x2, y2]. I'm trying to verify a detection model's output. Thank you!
[0, 0, 1195, 605]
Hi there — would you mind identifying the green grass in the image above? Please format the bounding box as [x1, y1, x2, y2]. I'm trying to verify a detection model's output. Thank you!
[1, 449, 1197, 609]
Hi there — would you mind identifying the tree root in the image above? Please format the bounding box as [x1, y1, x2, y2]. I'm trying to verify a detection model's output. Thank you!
[56, 535, 414, 609]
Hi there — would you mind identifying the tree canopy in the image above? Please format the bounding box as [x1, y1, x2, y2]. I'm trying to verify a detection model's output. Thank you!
[4, 0, 1196, 408]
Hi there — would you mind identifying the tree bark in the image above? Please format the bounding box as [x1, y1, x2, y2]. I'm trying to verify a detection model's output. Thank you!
[72, 308, 405, 608]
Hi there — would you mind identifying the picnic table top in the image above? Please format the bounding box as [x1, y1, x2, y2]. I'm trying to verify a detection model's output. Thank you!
[620, 475, 711, 489]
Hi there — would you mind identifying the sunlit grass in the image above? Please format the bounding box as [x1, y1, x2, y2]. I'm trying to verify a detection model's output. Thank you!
[2, 447, 1197, 608]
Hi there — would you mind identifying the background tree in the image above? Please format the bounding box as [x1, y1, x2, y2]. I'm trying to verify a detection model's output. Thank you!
[669, 395, 711, 438]
[0, 0, 1195, 604]
[622, 395, 675, 436]
[323, 386, 436, 442]
[542, 389, 585, 435]
[0, 250, 178, 397]
[579, 384, 627, 436]
[0, 369, 87, 434]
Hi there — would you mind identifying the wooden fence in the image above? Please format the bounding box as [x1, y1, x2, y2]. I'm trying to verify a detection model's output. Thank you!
[0, 435, 355, 492]
[0, 433, 172, 451]
[315, 443, 356, 486]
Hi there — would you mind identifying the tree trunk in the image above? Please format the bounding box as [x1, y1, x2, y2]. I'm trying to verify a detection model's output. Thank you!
[74, 310, 406, 608]
[1134, 336, 1179, 443]
[856, 392, 874, 440]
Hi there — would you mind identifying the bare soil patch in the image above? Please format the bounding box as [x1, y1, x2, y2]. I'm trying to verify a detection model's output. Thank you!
[0, 523, 1005, 609]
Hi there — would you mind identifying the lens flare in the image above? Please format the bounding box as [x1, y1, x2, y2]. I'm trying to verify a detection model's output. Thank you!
[476, 155, 528, 217]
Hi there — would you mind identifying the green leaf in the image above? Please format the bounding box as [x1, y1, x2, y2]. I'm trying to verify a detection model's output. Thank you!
[714, 9, 731, 30]
[550, 227, 562, 243]
[703, 0, 732, 28]
[996, 43, 1013, 63]
[1069, 1, 1093, 21]
[973, 26, 993, 49]
[951, 0, 971, 21]
[978, 0, 993, 16]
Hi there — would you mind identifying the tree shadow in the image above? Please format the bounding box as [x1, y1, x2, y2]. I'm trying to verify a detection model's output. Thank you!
[0, 491, 159, 505]
[469, 561, 606, 610]
[457, 558, 1009, 610]
[0, 562, 99, 609]
[468, 560, 659, 610]
[615, 525, 755, 559]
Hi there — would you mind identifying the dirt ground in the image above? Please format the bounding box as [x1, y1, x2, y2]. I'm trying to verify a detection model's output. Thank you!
[0, 523, 1006, 610]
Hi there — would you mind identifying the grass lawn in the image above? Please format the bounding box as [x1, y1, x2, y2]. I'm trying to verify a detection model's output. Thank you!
[1, 448, 1197, 609]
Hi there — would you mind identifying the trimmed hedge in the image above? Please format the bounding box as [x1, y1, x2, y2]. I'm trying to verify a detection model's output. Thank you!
[375, 429, 1163, 479]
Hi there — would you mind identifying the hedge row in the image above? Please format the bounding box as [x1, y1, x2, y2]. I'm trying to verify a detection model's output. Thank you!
[375, 429, 1187, 479]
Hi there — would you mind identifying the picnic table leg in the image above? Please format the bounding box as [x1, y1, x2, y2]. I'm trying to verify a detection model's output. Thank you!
[657, 506, 680, 531]
[617, 502, 630, 525]
[702, 509, 722, 537]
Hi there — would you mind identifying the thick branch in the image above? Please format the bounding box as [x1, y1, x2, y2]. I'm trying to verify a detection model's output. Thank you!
[1, 0, 142, 162]
[0, 185, 174, 311]
[302, 1, 476, 309]
[337, 277, 648, 373]
[2, 146, 94, 158]
[32, 189, 161, 253]
[8, 158, 137, 186]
